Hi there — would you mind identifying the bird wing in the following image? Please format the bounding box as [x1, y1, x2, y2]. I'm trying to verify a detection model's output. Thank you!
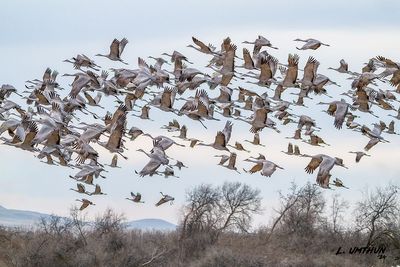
[261, 161, 276, 177]
[109, 39, 120, 57]
[214, 131, 226, 147]
[242, 48, 254, 69]
[222, 121, 233, 144]
[301, 56, 318, 86]
[327, 103, 337, 116]
[111, 154, 118, 167]
[334, 103, 348, 129]
[305, 156, 322, 174]
[106, 117, 125, 150]
[390, 70, 400, 88]
[287, 143, 293, 153]
[79, 202, 89, 210]
[259, 57, 273, 83]
[192, 37, 211, 52]
[139, 158, 162, 177]
[282, 54, 299, 86]
[155, 197, 168, 206]
[23, 121, 38, 146]
[77, 183, 85, 193]
[249, 163, 263, 174]
[119, 38, 128, 56]
[364, 138, 379, 151]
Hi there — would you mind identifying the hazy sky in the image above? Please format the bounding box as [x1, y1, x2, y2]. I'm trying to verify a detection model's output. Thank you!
[1, 0, 400, 227]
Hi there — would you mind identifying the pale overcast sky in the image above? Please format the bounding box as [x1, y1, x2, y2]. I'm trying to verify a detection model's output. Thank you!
[1, 0, 399, 226]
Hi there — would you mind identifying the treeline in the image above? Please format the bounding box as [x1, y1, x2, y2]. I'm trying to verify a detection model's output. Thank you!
[0, 182, 399, 267]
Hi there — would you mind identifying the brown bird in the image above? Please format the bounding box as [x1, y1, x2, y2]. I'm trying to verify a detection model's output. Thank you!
[243, 158, 283, 177]
[75, 198, 95, 210]
[96, 38, 129, 64]
[155, 192, 174, 206]
[90, 184, 106, 195]
[126, 192, 144, 203]
[197, 121, 233, 151]
[331, 178, 349, 189]
[282, 142, 294, 155]
[70, 183, 90, 195]
[303, 154, 347, 188]
[349, 151, 370, 163]
[244, 132, 265, 146]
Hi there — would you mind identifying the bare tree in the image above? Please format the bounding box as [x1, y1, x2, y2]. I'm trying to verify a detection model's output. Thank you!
[180, 182, 261, 240]
[267, 182, 302, 241]
[180, 184, 220, 240]
[271, 182, 325, 237]
[355, 184, 399, 247]
[94, 208, 126, 236]
[330, 193, 349, 234]
[218, 182, 262, 234]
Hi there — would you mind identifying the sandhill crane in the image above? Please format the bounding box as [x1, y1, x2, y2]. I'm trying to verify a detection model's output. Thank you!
[132, 105, 152, 120]
[303, 134, 329, 147]
[228, 141, 250, 152]
[188, 37, 219, 55]
[1, 121, 39, 151]
[90, 184, 106, 195]
[243, 35, 278, 56]
[224, 152, 240, 173]
[162, 119, 180, 132]
[75, 198, 95, 210]
[126, 192, 144, 203]
[297, 115, 319, 131]
[243, 158, 283, 177]
[197, 120, 233, 151]
[282, 142, 294, 155]
[300, 56, 319, 89]
[282, 54, 299, 87]
[127, 127, 144, 141]
[84, 92, 103, 109]
[286, 129, 302, 140]
[64, 54, 100, 71]
[349, 151, 370, 163]
[331, 178, 349, 189]
[0, 84, 22, 100]
[360, 124, 388, 151]
[328, 59, 350, 74]
[174, 160, 187, 170]
[244, 132, 265, 147]
[318, 99, 356, 129]
[106, 154, 120, 168]
[173, 125, 188, 140]
[158, 166, 179, 178]
[294, 145, 302, 156]
[303, 154, 347, 188]
[142, 134, 185, 150]
[386, 120, 398, 134]
[294, 38, 330, 50]
[155, 192, 174, 206]
[70, 183, 90, 195]
[96, 38, 129, 64]
[240, 48, 255, 70]
[97, 115, 127, 159]
[135, 140, 170, 177]
[215, 154, 230, 165]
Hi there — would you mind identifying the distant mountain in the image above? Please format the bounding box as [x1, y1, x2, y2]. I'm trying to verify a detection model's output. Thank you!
[0, 205, 51, 228]
[0, 205, 176, 231]
[125, 218, 176, 231]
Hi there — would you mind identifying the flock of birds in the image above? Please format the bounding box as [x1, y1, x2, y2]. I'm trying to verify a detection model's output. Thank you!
[1, 35, 399, 210]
